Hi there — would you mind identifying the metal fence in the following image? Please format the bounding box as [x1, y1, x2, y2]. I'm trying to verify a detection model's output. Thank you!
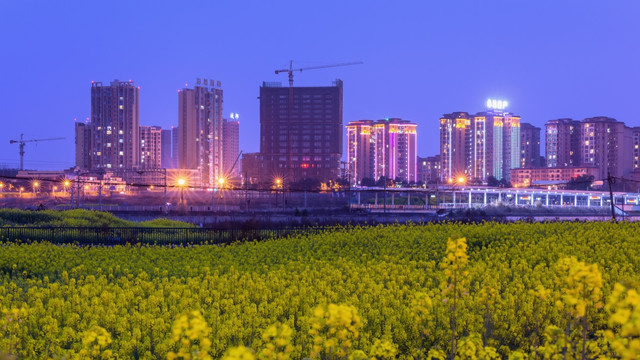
[0, 226, 325, 245]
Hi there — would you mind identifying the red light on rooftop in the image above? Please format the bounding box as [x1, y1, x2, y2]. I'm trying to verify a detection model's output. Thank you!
[301, 163, 309, 169]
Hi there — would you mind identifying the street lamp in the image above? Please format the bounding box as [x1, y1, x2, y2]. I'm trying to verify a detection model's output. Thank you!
[177, 178, 186, 205]
[274, 178, 282, 208]
[33, 181, 39, 194]
[0, 182, 4, 193]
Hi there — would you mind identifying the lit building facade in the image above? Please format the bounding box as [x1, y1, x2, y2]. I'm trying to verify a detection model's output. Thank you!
[139, 125, 162, 169]
[347, 118, 417, 184]
[178, 78, 224, 187]
[346, 120, 374, 184]
[632, 127, 640, 170]
[75, 122, 91, 170]
[511, 166, 599, 188]
[223, 117, 240, 178]
[545, 118, 581, 168]
[372, 118, 417, 183]
[580, 116, 633, 180]
[520, 122, 541, 168]
[472, 110, 521, 182]
[90, 80, 140, 170]
[417, 155, 441, 184]
[440, 105, 521, 183]
[259, 80, 343, 183]
[439, 112, 472, 182]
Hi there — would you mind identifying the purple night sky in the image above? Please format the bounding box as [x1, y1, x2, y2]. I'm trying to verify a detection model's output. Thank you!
[1, 1, 639, 170]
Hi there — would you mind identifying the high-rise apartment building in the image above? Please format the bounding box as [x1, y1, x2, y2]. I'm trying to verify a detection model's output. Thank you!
[347, 119, 417, 184]
[471, 110, 521, 182]
[545, 118, 581, 168]
[223, 117, 240, 178]
[440, 107, 521, 183]
[580, 116, 633, 180]
[346, 120, 375, 183]
[75, 122, 91, 170]
[417, 155, 441, 184]
[161, 127, 178, 169]
[139, 125, 162, 169]
[632, 127, 640, 171]
[439, 112, 472, 182]
[178, 78, 224, 187]
[371, 118, 417, 183]
[90, 80, 140, 170]
[520, 123, 541, 168]
[259, 80, 343, 183]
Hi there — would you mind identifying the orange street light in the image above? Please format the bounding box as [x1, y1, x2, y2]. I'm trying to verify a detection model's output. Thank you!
[177, 178, 186, 205]
[457, 177, 466, 185]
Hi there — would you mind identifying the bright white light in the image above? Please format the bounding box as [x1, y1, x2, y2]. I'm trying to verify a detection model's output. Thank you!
[486, 98, 508, 110]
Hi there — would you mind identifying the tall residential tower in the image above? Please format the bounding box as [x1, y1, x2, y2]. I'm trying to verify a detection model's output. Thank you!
[90, 80, 140, 170]
[178, 78, 224, 187]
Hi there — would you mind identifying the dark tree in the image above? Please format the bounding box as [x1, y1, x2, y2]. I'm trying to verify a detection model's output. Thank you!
[565, 175, 594, 190]
[360, 177, 376, 187]
[487, 176, 499, 187]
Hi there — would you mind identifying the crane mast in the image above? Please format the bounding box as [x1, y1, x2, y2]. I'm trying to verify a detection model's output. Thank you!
[9, 133, 65, 170]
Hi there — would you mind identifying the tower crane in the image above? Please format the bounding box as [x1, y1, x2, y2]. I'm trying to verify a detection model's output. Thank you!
[9, 133, 65, 170]
[274, 61, 363, 87]
[274, 61, 363, 184]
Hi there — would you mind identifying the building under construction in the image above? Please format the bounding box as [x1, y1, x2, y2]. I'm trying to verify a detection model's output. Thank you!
[257, 80, 343, 185]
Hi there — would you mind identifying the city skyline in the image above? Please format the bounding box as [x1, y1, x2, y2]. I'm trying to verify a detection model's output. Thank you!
[2, 1, 640, 170]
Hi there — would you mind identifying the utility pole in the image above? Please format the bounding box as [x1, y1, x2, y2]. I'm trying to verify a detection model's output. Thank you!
[245, 171, 249, 212]
[98, 181, 102, 211]
[383, 177, 387, 214]
[607, 172, 616, 222]
[163, 169, 167, 206]
[76, 178, 81, 208]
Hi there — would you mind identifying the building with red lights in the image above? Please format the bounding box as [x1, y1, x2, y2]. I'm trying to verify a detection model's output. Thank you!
[259, 80, 343, 184]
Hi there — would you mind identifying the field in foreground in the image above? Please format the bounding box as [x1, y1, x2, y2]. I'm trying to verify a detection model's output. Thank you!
[1, 222, 639, 359]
